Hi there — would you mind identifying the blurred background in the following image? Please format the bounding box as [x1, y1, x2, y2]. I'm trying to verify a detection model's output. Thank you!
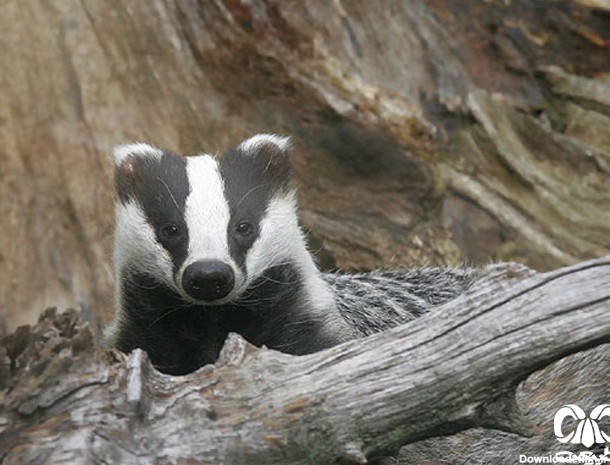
[1, 0, 609, 333]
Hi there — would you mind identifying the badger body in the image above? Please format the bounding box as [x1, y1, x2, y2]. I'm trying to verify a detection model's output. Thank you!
[108, 134, 473, 375]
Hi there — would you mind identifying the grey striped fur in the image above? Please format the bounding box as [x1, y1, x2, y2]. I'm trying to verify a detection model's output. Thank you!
[328, 267, 476, 337]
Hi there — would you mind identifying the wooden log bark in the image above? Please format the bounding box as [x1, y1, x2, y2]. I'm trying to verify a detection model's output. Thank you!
[1, 256, 609, 464]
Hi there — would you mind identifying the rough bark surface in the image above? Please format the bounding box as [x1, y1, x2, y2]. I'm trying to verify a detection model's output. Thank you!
[1, 257, 609, 464]
[1, 0, 609, 330]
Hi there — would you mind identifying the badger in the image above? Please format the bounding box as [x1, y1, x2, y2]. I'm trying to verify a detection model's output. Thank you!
[107, 134, 474, 375]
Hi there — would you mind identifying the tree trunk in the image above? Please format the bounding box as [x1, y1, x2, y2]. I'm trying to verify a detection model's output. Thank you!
[2, 256, 609, 464]
[1, 0, 609, 330]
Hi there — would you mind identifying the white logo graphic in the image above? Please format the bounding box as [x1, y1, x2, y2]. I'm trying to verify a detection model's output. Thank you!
[554, 404, 610, 448]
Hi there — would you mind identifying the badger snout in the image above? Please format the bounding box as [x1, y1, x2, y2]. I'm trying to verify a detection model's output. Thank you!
[182, 260, 236, 302]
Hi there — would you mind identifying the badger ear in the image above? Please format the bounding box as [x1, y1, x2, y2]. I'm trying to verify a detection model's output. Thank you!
[235, 134, 293, 187]
[237, 134, 292, 155]
[113, 143, 163, 167]
[113, 142, 163, 179]
[113, 143, 163, 201]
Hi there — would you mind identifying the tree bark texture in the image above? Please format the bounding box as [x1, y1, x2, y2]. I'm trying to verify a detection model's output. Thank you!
[1, 257, 610, 464]
[1, 0, 609, 330]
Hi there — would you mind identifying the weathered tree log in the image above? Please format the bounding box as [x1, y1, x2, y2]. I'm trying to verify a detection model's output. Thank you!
[1, 256, 609, 464]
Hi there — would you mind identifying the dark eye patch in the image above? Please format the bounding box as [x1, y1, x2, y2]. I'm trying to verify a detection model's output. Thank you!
[115, 152, 191, 273]
[218, 142, 292, 272]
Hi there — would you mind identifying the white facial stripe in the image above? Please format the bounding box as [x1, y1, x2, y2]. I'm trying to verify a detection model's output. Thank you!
[113, 200, 174, 283]
[245, 193, 300, 279]
[184, 155, 233, 267]
[237, 133, 291, 154]
[113, 143, 163, 165]
[245, 192, 336, 311]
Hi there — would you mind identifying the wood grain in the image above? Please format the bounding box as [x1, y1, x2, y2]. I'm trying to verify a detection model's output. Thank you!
[1, 256, 609, 464]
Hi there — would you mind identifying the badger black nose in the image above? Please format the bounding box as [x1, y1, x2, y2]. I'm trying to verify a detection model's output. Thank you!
[182, 260, 235, 301]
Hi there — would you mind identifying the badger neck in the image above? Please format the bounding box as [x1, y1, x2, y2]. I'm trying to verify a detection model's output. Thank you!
[111, 247, 351, 375]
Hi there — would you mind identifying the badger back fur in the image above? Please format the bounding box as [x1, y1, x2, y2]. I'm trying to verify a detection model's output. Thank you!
[108, 134, 474, 375]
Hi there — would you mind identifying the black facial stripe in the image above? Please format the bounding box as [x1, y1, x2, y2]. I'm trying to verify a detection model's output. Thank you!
[219, 149, 270, 270]
[218, 144, 292, 272]
[115, 152, 190, 273]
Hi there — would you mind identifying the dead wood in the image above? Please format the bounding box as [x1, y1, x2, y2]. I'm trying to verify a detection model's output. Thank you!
[1, 256, 609, 464]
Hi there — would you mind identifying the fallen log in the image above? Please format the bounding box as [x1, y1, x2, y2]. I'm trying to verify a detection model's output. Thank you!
[1, 256, 609, 464]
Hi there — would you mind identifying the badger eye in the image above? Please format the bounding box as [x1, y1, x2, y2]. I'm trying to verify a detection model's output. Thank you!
[160, 223, 181, 240]
[235, 221, 254, 237]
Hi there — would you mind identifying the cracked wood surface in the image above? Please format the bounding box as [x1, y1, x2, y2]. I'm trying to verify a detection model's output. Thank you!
[1, 256, 609, 464]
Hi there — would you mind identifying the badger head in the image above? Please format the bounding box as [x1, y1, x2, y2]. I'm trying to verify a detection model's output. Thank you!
[113, 134, 299, 306]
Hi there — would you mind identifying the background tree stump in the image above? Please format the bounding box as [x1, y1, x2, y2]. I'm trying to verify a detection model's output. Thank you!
[1, 0, 609, 330]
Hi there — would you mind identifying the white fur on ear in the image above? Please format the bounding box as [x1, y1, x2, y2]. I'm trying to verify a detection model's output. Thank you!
[237, 133, 291, 154]
[113, 143, 163, 165]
